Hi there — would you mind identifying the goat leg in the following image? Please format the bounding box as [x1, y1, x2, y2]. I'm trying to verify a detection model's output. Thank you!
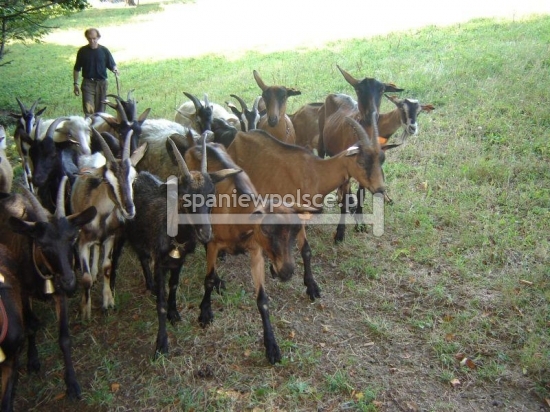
[300, 237, 320, 300]
[154, 267, 169, 357]
[354, 186, 368, 233]
[257, 285, 281, 364]
[198, 268, 217, 327]
[23, 299, 40, 373]
[167, 266, 182, 325]
[55, 294, 81, 399]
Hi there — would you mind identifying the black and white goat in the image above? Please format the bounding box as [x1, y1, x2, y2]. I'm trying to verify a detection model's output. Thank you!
[0, 177, 97, 401]
[124, 137, 240, 356]
[9, 97, 46, 192]
[71, 129, 146, 320]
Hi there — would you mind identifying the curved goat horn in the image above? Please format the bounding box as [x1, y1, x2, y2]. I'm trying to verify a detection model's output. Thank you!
[200, 133, 208, 174]
[336, 65, 359, 88]
[167, 137, 191, 180]
[20, 185, 49, 222]
[45, 116, 70, 141]
[252, 96, 261, 111]
[183, 92, 203, 112]
[122, 130, 134, 160]
[33, 118, 42, 140]
[230, 94, 248, 112]
[203, 93, 210, 107]
[91, 128, 117, 163]
[16, 97, 27, 113]
[55, 176, 69, 219]
[116, 98, 129, 124]
[29, 98, 42, 113]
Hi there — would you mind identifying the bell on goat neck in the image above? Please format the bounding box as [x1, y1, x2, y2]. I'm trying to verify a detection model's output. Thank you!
[44, 278, 55, 294]
[169, 248, 181, 259]
[0, 347, 6, 363]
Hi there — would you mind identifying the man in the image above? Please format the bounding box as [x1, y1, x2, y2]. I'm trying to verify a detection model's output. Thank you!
[73, 28, 119, 116]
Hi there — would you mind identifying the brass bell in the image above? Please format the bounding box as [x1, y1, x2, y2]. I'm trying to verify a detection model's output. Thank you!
[169, 248, 181, 259]
[44, 278, 55, 294]
[0, 347, 6, 363]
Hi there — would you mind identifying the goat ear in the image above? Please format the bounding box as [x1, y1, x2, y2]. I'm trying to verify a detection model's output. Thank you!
[381, 143, 401, 152]
[345, 146, 360, 156]
[421, 104, 435, 113]
[385, 83, 405, 93]
[36, 107, 47, 117]
[286, 88, 302, 97]
[209, 168, 242, 184]
[7, 217, 44, 238]
[130, 142, 147, 166]
[68, 206, 97, 228]
[378, 137, 389, 146]
[138, 108, 151, 122]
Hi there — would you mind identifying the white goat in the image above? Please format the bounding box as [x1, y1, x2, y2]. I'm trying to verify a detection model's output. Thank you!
[0, 125, 13, 193]
[174, 92, 240, 132]
[32, 116, 93, 155]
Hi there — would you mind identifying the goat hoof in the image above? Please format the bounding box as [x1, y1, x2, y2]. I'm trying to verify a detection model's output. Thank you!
[65, 381, 82, 400]
[198, 311, 213, 328]
[154, 340, 169, 358]
[333, 234, 345, 243]
[306, 284, 321, 301]
[167, 310, 182, 324]
[266, 345, 282, 365]
[27, 359, 41, 373]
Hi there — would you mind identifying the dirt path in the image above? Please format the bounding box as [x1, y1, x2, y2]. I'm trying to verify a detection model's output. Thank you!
[46, 0, 550, 62]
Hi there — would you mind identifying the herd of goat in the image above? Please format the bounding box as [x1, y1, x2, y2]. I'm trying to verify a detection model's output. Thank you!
[0, 66, 434, 410]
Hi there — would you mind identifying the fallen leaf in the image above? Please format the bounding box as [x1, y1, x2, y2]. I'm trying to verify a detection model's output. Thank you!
[450, 378, 461, 387]
[111, 383, 120, 392]
[465, 358, 477, 369]
[289, 330, 295, 339]
[455, 353, 466, 361]
[244, 349, 251, 357]
[354, 391, 364, 401]
[54, 392, 66, 401]
[405, 401, 419, 411]
[445, 333, 455, 342]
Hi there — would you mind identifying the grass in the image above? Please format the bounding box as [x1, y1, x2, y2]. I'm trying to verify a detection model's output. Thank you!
[0, 2, 549, 411]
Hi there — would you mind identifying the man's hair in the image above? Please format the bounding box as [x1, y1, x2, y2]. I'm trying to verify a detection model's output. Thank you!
[84, 28, 101, 39]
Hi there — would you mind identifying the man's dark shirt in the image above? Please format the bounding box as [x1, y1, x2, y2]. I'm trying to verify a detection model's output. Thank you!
[74, 45, 116, 80]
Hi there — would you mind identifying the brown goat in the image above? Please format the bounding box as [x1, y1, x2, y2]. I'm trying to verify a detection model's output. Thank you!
[318, 66, 404, 241]
[253, 70, 301, 144]
[226, 117, 384, 269]
[185, 142, 307, 365]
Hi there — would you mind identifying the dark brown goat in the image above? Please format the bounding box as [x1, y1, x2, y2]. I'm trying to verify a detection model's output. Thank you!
[0, 177, 96, 401]
[253, 70, 301, 144]
[0, 244, 24, 412]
